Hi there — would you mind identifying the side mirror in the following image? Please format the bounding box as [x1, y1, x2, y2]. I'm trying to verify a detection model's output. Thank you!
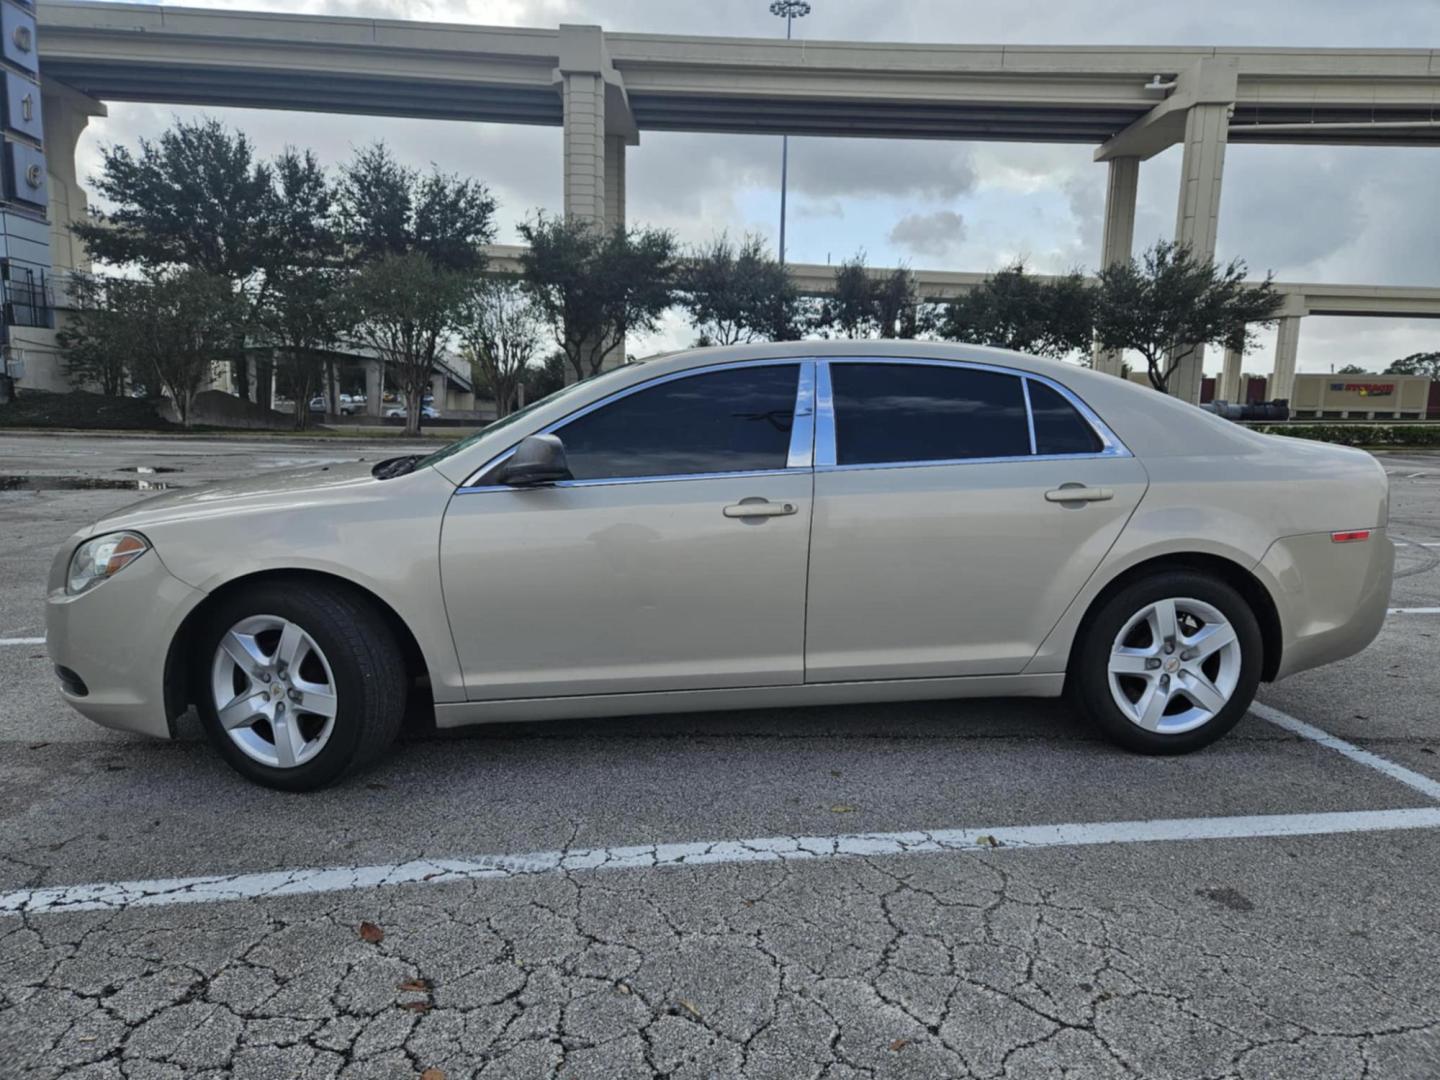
[498, 434, 573, 487]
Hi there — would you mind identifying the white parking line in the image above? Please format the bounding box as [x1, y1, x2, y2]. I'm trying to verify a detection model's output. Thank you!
[0, 637, 45, 646]
[1388, 607, 1440, 615]
[4, 806, 1439, 916]
[1250, 701, 1440, 802]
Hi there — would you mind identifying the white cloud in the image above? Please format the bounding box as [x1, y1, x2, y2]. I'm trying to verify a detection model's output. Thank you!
[889, 210, 966, 259]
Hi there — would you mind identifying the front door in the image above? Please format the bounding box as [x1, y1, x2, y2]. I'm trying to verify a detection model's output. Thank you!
[440, 361, 815, 700]
[804, 360, 1149, 681]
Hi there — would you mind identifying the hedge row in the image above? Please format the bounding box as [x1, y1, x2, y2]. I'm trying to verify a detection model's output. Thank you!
[1249, 423, 1440, 448]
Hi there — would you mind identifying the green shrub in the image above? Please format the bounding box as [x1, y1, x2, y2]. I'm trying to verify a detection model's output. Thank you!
[1249, 423, 1440, 448]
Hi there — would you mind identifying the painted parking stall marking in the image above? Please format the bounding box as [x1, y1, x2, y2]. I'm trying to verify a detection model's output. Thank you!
[0, 637, 45, 646]
[3, 700, 1438, 917]
[4, 807, 1440, 917]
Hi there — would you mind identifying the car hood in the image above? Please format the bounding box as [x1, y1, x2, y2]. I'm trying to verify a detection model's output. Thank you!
[90, 460, 390, 534]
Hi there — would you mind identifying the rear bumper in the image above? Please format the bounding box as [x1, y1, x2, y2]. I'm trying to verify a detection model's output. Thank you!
[45, 541, 206, 739]
[1258, 529, 1394, 681]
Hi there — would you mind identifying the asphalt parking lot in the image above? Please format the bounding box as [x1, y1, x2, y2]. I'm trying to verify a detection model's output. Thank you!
[1, 431, 1438, 1080]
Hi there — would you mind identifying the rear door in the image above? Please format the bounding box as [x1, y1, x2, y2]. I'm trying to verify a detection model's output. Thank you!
[804, 359, 1148, 681]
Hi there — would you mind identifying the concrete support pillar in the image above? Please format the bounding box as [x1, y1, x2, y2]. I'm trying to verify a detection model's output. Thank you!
[1267, 313, 1303, 404]
[1220, 345, 1243, 402]
[43, 81, 107, 277]
[431, 372, 447, 411]
[1091, 156, 1139, 377]
[1168, 101, 1232, 405]
[365, 359, 383, 417]
[604, 134, 626, 232]
[562, 71, 606, 225]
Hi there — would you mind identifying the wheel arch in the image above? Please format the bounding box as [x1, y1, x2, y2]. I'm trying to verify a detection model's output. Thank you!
[1065, 552, 1283, 686]
[162, 568, 432, 731]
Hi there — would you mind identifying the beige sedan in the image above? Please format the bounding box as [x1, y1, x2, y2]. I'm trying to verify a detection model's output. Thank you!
[47, 342, 1394, 790]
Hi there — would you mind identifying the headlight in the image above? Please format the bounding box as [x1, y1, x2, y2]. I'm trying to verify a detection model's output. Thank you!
[66, 532, 150, 596]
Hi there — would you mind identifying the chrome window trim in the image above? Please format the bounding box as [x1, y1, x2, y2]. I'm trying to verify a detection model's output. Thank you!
[1020, 377, 1038, 455]
[459, 357, 813, 491]
[814, 361, 837, 469]
[456, 467, 797, 495]
[786, 361, 816, 468]
[813, 357, 1131, 469]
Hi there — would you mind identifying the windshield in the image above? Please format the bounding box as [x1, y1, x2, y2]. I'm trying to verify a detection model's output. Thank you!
[417, 367, 627, 470]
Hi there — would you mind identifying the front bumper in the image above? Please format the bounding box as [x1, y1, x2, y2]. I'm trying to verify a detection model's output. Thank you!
[46, 538, 206, 739]
[1258, 528, 1395, 681]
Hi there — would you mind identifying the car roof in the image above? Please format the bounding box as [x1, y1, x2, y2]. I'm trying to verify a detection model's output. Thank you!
[426, 341, 1264, 485]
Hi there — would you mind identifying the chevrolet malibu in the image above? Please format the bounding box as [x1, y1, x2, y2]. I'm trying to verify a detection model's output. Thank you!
[48, 342, 1394, 790]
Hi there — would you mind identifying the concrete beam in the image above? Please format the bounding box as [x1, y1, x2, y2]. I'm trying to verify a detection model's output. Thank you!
[1095, 58, 1238, 162]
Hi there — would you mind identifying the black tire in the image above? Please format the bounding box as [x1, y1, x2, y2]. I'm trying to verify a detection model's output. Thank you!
[1069, 570, 1263, 755]
[195, 581, 407, 791]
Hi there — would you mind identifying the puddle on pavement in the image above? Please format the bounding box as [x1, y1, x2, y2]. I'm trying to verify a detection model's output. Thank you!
[0, 474, 178, 492]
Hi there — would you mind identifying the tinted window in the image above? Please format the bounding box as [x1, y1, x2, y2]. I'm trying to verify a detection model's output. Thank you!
[830, 363, 1030, 465]
[1029, 380, 1103, 455]
[556, 364, 799, 480]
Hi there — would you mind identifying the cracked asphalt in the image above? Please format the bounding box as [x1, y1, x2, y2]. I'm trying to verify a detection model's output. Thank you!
[2, 433, 1439, 1079]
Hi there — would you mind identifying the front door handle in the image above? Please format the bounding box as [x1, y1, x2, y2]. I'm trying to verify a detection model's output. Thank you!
[1045, 486, 1114, 503]
[723, 499, 798, 519]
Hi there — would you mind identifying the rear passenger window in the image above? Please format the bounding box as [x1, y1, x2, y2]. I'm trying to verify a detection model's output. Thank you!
[830, 363, 1030, 465]
[1028, 380, 1103, 455]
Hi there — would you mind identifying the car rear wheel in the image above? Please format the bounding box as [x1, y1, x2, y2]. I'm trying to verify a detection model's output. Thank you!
[1070, 571, 1263, 754]
[196, 581, 407, 790]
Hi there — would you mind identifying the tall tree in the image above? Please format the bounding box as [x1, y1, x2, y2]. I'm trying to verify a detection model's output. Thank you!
[678, 234, 800, 345]
[337, 142, 496, 272]
[459, 278, 545, 418]
[57, 273, 138, 397]
[256, 149, 346, 426]
[874, 267, 921, 339]
[343, 252, 468, 435]
[518, 213, 678, 381]
[1385, 351, 1440, 379]
[127, 270, 246, 427]
[1094, 241, 1284, 394]
[821, 253, 881, 339]
[938, 262, 1095, 359]
[72, 118, 276, 398]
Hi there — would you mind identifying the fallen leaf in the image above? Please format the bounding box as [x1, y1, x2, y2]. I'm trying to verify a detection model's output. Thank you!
[421, 1069, 446, 1080]
[399, 1000, 433, 1013]
[889, 1038, 909, 1052]
[677, 999, 703, 1020]
[359, 921, 384, 944]
[616, 982, 631, 995]
[398, 978, 431, 992]
[830, 804, 855, 814]
[975, 834, 1003, 848]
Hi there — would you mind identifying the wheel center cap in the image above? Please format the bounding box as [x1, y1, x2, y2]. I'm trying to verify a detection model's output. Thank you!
[1164, 656, 1181, 673]
[271, 683, 284, 698]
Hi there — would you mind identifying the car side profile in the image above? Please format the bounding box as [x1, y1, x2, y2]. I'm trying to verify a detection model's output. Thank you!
[47, 342, 1394, 790]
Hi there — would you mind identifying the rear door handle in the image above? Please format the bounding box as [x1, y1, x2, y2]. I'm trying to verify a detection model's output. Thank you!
[723, 499, 798, 518]
[1045, 486, 1114, 503]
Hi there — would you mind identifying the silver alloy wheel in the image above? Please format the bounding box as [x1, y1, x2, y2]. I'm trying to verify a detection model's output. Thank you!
[1107, 597, 1241, 735]
[210, 614, 338, 769]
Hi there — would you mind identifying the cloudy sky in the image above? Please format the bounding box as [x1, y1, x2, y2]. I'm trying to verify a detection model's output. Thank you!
[75, 0, 1440, 373]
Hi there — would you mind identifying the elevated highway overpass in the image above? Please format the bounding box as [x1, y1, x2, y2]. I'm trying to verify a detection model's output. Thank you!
[15, 1, 1440, 402]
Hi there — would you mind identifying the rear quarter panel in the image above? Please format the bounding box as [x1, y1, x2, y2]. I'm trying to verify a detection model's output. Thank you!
[1025, 438, 1390, 676]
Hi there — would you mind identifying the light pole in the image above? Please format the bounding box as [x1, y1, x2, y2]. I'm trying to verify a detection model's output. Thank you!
[769, 0, 810, 265]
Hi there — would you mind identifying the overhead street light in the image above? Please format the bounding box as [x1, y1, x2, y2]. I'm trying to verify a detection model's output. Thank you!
[769, 0, 810, 265]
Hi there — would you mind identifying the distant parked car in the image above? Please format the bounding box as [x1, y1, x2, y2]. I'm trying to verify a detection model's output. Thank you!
[386, 404, 440, 420]
[46, 341, 1393, 790]
[309, 396, 359, 416]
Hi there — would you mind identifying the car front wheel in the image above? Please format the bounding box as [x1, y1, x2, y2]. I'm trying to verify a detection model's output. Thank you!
[195, 581, 407, 790]
[1070, 571, 1263, 754]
